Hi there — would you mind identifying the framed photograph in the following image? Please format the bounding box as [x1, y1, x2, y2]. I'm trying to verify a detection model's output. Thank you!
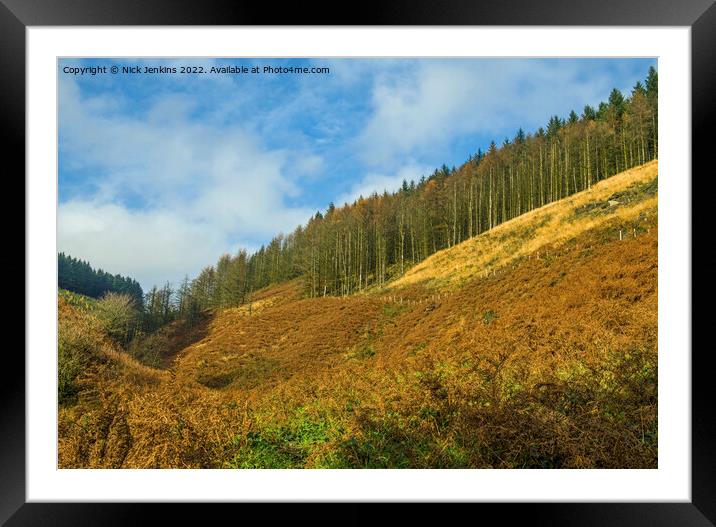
[6, 0, 714, 523]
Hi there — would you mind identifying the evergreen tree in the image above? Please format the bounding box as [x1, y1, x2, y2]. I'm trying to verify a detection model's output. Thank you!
[58, 253, 143, 305]
[136, 67, 659, 313]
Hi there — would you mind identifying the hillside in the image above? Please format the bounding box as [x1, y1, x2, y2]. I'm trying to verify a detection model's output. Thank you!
[175, 69, 659, 305]
[389, 160, 657, 291]
[58, 161, 658, 469]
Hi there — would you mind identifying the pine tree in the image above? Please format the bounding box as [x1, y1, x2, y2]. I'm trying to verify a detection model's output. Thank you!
[164, 68, 658, 306]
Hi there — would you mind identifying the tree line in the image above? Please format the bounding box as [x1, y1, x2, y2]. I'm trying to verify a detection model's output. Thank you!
[70, 67, 657, 325]
[166, 67, 657, 310]
[58, 252, 143, 304]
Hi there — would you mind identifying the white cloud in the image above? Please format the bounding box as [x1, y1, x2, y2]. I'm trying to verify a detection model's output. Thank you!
[58, 77, 315, 290]
[357, 64, 472, 165]
[288, 153, 325, 178]
[58, 201, 228, 290]
[356, 60, 629, 167]
[58, 59, 650, 291]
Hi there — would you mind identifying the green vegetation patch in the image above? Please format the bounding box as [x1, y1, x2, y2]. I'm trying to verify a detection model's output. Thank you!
[59, 289, 98, 311]
[347, 344, 376, 360]
[608, 176, 658, 203]
[382, 302, 407, 319]
[482, 310, 498, 325]
[58, 336, 90, 406]
[226, 407, 344, 468]
[58, 311, 100, 406]
[573, 177, 658, 219]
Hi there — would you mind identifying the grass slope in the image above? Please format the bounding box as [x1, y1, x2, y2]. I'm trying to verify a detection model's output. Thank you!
[390, 160, 657, 291]
[58, 161, 658, 469]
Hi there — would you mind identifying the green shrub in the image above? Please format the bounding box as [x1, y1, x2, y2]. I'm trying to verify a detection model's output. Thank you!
[94, 292, 140, 345]
[58, 315, 98, 405]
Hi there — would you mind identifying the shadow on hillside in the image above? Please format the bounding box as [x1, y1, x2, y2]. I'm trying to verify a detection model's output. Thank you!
[127, 311, 214, 369]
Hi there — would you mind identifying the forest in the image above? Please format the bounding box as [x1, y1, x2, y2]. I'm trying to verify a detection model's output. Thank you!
[174, 67, 658, 311]
[57, 65, 660, 470]
[60, 67, 657, 327]
[58, 252, 143, 304]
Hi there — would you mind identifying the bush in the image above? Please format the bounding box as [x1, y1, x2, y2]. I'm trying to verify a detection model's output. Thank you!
[126, 331, 165, 368]
[94, 292, 140, 345]
[58, 338, 84, 405]
[58, 311, 100, 405]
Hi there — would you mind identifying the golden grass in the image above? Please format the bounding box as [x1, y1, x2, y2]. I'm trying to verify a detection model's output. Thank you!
[389, 160, 657, 291]
[58, 162, 659, 469]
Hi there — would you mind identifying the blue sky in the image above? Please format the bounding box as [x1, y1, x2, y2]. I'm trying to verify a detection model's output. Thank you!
[58, 57, 656, 290]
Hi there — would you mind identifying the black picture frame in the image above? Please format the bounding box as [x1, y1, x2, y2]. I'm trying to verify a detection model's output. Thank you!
[4, 1, 714, 524]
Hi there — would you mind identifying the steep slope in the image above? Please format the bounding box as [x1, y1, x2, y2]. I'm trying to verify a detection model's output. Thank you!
[389, 160, 657, 291]
[58, 161, 658, 469]
[58, 296, 169, 467]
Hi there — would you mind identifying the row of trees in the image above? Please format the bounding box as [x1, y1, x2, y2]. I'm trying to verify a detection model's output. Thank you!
[58, 252, 143, 304]
[168, 67, 657, 309]
[128, 67, 659, 322]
